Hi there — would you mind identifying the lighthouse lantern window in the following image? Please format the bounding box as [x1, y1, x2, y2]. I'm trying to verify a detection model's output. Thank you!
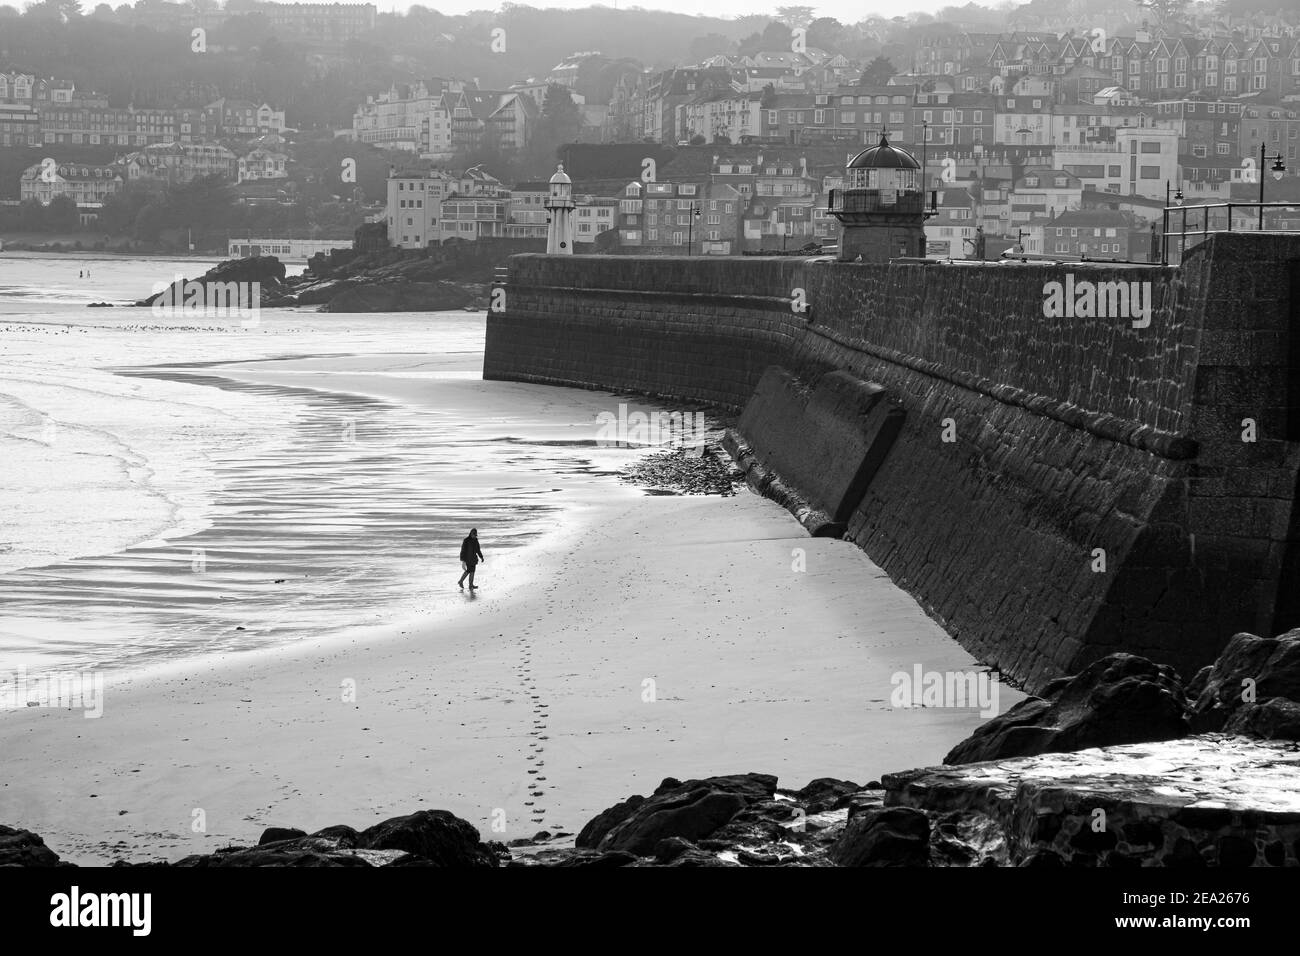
[849, 167, 918, 191]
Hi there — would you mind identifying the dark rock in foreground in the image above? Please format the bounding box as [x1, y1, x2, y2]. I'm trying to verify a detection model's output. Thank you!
[0, 825, 71, 867]
[583, 773, 778, 855]
[356, 810, 498, 867]
[944, 653, 1190, 764]
[11, 630, 1300, 869]
[170, 811, 502, 868]
[1190, 628, 1300, 737]
[889, 735, 1300, 867]
[829, 807, 931, 866]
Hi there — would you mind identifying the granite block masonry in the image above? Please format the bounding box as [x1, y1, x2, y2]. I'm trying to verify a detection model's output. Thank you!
[483, 235, 1300, 694]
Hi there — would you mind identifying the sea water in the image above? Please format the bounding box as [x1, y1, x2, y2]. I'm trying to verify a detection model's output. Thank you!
[0, 253, 666, 674]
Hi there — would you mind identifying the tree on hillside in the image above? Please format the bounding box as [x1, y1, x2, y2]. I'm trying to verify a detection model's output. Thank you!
[774, 6, 815, 29]
[541, 84, 583, 141]
[807, 18, 847, 54]
[1133, 0, 1190, 24]
[739, 21, 794, 57]
[511, 84, 584, 180]
[45, 195, 81, 232]
[862, 56, 897, 86]
[688, 32, 732, 63]
[24, 0, 82, 21]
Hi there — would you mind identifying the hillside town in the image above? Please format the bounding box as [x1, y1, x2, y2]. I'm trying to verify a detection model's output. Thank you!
[1, 0, 1298, 259]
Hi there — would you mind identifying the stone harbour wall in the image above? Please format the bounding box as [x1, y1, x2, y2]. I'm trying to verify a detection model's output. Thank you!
[483, 235, 1300, 693]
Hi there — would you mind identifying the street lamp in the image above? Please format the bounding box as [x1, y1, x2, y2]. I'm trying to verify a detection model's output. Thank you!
[1257, 143, 1287, 229]
[687, 200, 701, 255]
[1162, 180, 1183, 265]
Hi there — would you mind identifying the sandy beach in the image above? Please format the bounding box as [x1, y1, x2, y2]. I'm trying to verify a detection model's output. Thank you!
[1, 348, 1020, 865]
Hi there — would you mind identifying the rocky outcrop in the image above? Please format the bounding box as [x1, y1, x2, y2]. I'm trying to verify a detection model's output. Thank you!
[793, 777, 863, 814]
[0, 824, 70, 867]
[355, 810, 498, 867]
[889, 735, 1300, 867]
[131, 254, 484, 313]
[828, 807, 930, 867]
[944, 653, 1190, 764]
[1223, 697, 1300, 739]
[322, 280, 471, 313]
[574, 794, 646, 849]
[8, 737, 1299, 868]
[157, 811, 503, 867]
[581, 773, 778, 855]
[134, 256, 288, 307]
[257, 826, 306, 845]
[1189, 628, 1300, 737]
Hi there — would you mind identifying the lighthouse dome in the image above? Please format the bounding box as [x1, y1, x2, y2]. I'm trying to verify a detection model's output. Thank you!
[549, 163, 572, 185]
[847, 134, 919, 170]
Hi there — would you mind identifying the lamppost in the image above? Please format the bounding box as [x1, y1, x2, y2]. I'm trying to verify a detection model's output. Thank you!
[921, 120, 928, 204]
[1257, 143, 1287, 230]
[687, 200, 701, 255]
[1162, 180, 1183, 265]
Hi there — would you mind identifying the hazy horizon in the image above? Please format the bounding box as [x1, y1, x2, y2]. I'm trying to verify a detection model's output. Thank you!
[0, 0, 975, 23]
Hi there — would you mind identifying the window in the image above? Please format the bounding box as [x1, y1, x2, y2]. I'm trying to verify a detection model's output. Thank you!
[1139, 165, 1161, 179]
[840, 111, 854, 124]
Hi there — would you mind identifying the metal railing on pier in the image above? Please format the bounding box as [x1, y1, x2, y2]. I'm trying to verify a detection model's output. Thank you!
[1161, 201, 1300, 265]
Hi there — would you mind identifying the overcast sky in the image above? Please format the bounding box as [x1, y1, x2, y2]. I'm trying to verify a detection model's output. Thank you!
[377, 1, 963, 19]
[0, 1, 966, 22]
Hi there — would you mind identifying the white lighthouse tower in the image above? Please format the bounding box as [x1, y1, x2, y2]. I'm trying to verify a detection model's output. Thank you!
[545, 163, 576, 254]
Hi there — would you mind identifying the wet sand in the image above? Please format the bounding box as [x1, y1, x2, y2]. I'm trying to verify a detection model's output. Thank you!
[0, 353, 1020, 864]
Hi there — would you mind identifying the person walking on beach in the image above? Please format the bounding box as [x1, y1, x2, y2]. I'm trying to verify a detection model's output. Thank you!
[458, 528, 484, 590]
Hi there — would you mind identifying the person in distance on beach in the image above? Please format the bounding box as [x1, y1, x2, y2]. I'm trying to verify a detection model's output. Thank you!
[458, 528, 484, 591]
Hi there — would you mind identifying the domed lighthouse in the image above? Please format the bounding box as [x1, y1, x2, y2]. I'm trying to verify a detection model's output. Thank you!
[828, 132, 926, 262]
[545, 163, 576, 255]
